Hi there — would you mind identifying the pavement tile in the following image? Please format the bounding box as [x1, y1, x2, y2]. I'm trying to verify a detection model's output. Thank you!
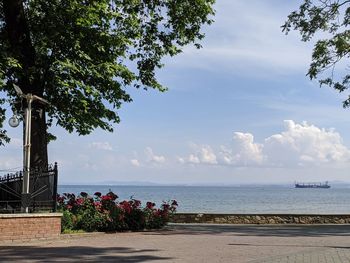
[1, 224, 350, 262]
[250, 248, 350, 263]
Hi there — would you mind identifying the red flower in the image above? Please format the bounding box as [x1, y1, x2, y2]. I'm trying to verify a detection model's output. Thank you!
[107, 191, 118, 201]
[94, 201, 101, 209]
[120, 200, 132, 214]
[76, 197, 84, 206]
[161, 203, 170, 210]
[132, 199, 141, 208]
[101, 195, 112, 201]
[56, 194, 65, 204]
[146, 202, 155, 209]
[153, 209, 161, 216]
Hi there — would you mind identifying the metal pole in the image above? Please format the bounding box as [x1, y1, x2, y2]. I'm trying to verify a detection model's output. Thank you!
[12, 85, 49, 213]
[22, 95, 32, 213]
[53, 162, 58, 212]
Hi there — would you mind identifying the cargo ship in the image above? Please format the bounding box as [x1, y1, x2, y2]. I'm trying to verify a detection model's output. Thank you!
[295, 181, 330, 189]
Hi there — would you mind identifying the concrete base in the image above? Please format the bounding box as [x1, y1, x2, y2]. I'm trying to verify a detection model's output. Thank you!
[171, 213, 350, 224]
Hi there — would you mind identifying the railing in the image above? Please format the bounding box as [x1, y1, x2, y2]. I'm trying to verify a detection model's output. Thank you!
[0, 163, 58, 213]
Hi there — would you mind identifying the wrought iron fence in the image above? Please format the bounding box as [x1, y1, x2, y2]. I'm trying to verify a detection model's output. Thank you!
[0, 163, 58, 213]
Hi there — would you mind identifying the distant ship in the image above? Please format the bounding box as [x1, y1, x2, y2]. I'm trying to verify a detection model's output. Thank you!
[295, 181, 330, 189]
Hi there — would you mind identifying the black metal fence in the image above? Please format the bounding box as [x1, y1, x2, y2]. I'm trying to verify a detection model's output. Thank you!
[0, 163, 58, 213]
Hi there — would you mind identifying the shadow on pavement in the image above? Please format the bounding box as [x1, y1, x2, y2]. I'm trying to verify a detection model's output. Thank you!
[228, 243, 350, 249]
[146, 224, 350, 237]
[0, 246, 171, 262]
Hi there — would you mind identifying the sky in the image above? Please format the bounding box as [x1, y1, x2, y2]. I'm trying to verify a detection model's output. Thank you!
[2, 1, 350, 185]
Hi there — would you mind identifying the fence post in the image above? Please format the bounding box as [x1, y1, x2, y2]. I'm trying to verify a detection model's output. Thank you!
[53, 162, 58, 212]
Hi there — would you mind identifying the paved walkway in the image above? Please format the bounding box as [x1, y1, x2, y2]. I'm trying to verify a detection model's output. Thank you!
[1, 224, 350, 262]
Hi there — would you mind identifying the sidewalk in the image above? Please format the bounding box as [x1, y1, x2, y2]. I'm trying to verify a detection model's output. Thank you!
[1, 224, 350, 262]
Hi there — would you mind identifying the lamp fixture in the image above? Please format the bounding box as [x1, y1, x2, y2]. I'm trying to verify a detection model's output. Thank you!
[8, 113, 20, 128]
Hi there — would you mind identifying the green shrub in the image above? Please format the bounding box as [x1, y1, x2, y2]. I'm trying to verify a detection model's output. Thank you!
[61, 210, 74, 231]
[125, 208, 145, 230]
[104, 205, 127, 231]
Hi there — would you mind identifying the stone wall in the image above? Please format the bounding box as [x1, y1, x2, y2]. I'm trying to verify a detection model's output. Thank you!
[171, 213, 350, 224]
[0, 213, 62, 242]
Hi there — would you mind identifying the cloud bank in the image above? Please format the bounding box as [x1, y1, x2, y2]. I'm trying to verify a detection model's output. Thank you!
[145, 147, 166, 164]
[181, 120, 350, 168]
[187, 144, 217, 165]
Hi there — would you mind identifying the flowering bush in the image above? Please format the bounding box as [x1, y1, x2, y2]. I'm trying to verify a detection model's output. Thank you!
[57, 191, 178, 232]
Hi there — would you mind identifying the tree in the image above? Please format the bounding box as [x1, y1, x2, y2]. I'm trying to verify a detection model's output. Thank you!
[282, 0, 350, 106]
[0, 0, 215, 169]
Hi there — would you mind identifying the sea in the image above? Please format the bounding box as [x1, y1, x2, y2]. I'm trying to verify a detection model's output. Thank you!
[58, 185, 350, 214]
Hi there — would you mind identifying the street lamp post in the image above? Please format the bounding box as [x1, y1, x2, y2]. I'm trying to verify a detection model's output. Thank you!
[12, 85, 49, 213]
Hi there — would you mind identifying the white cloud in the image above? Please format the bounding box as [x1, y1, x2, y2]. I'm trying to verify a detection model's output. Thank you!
[264, 120, 350, 166]
[217, 133, 264, 166]
[184, 144, 218, 165]
[180, 136, 262, 166]
[176, 157, 185, 164]
[130, 159, 140, 167]
[188, 154, 200, 164]
[145, 147, 166, 164]
[89, 142, 113, 151]
[225, 132, 264, 165]
[181, 120, 350, 168]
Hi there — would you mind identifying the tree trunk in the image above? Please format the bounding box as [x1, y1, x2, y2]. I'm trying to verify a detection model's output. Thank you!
[3, 0, 48, 171]
[29, 106, 48, 170]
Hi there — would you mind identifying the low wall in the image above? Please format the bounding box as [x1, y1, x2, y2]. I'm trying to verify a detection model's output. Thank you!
[0, 213, 62, 242]
[171, 213, 350, 224]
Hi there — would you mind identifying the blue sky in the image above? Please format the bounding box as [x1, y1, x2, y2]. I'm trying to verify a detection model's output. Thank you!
[2, 1, 350, 185]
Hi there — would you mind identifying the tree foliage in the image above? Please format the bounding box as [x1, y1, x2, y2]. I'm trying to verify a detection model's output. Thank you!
[0, 0, 215, 145]
[282, 0, 350, 107]
[0, 97, 8, 146]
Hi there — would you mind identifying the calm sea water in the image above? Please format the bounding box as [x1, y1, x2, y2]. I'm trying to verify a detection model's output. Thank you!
[58, 185, 350, 214]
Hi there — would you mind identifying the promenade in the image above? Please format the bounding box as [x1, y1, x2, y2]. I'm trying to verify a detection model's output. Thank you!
[1, 224, 350, 262]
